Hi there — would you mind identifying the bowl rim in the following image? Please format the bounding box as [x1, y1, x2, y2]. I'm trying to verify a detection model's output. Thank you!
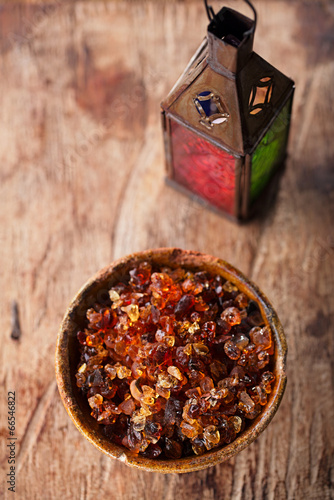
[55, 247, 287, 473]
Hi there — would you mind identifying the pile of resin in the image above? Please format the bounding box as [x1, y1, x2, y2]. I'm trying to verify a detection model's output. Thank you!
[75, 262, 275, 459]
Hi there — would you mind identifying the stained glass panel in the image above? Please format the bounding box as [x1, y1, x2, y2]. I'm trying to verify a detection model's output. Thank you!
[250, 98, 292, 202]
[170, 119, 236, 215]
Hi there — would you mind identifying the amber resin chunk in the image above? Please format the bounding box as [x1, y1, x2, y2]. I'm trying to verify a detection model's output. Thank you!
[75, 262, 275, 459]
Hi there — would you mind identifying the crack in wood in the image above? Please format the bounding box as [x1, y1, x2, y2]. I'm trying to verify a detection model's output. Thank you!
[16, 380, 57, 473]
[30, 235, 53, 293]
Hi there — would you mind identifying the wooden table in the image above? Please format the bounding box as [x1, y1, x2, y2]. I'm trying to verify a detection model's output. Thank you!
[1, 1, 333, 498]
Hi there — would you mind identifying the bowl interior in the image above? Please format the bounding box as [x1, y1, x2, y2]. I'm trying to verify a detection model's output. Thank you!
[55, 248, 287, 473]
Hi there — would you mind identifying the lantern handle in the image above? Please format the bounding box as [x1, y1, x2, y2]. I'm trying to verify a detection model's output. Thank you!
[203, 0, 217, 23]
[203, 0, 257, 36]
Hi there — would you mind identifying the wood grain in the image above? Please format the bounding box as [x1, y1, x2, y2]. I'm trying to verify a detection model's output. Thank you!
[0, 1, 333, 499]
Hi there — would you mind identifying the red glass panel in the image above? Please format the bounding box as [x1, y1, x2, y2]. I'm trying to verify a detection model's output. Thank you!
[170, 119, 236, 216]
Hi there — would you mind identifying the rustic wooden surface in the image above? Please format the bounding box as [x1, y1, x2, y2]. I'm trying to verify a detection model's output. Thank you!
[1, 1, 333, 499]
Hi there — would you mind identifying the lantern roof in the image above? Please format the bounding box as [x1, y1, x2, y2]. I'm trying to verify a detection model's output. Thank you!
[161, 6, 294, 156]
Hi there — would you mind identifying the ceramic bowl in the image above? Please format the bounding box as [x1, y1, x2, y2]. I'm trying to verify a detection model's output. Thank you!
[55, 248, 287, 473]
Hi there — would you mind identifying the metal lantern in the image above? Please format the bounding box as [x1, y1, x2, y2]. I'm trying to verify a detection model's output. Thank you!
[161, 0, 295, 220]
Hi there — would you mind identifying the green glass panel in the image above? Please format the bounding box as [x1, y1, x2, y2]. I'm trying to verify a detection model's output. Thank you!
[250, 98, 292, 202]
